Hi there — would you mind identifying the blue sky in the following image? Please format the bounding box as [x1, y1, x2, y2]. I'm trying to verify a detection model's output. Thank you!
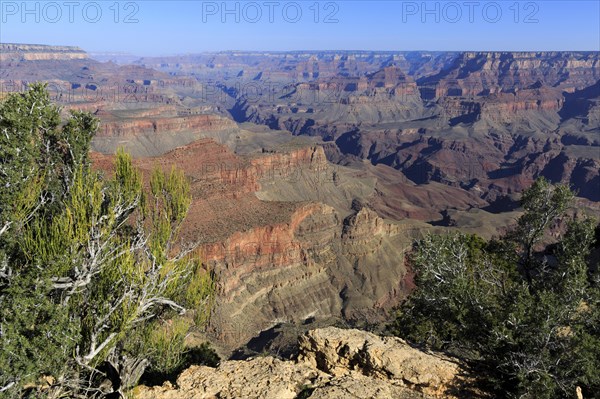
[1, 1, 599, 55]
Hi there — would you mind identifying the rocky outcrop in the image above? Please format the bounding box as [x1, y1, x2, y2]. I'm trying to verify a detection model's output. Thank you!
[136, 357, 324, 399]
[298, 328, 462, 397]
[135, 327, 469, 399]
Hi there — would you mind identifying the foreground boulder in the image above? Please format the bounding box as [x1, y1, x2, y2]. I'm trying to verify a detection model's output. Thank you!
[135, 327, 469, 399]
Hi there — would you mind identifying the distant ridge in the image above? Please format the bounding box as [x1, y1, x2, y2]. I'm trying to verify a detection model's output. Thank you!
[2, 44, 598, 61]
[0, 43, 88, 61]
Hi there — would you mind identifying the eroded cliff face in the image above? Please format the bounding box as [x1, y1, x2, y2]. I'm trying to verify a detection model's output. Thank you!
[135, 327, 471, 399]
[249, 144, 329, 178]
[437, 88, 564, 124]
[97, 113, 237, 137]
[202, 200, 413, 350]
[90, 109, 238, 157]
[203, 203, 342, 347]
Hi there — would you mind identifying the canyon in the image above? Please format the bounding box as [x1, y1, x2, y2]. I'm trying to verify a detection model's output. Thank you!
[93, 134, 432, 352]
[2, 44, 599, 358]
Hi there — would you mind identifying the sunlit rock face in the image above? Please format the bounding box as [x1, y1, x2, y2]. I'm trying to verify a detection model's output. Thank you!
[136, 327, 467, 399]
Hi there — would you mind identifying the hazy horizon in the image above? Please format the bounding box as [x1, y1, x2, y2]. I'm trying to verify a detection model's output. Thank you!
[4, 43, 600, 57]
[1, 1, 598, 56]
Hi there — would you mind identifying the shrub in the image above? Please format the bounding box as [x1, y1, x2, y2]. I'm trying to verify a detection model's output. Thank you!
[391, 178, 600, 398]
[0, 84, 215, 398]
